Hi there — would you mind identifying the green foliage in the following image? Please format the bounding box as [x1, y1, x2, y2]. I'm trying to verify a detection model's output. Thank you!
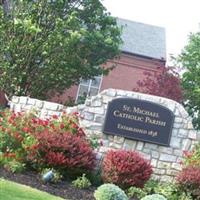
[3, 160, 25, 173]
[143, 179, 159, 194]
[72, 173, 91, 189]
[177, 32, 200, 129]
[134, 180, 193, 200]
[126, 186, 147, 199]
[76, 95, 87, 105]
[141, 194, 167, 200]
[41, 168, 62, 183]
[183, 143, 200, 167]
[120, 180, 193, 200]
[89, 136, 102, 149]
[87, 169, 103, 187]
[0, 106, 6, 112]
[154, 183, 175, 198]
[0, 0, 122, 99]
[94, 183, 128, 200]
[177, 193, 193, 200]
[154, 182, 193, 200]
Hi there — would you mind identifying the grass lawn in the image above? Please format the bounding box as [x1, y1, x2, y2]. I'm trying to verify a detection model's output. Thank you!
[0, 179, 65, 200]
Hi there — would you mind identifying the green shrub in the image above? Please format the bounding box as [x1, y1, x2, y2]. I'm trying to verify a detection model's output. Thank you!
[87, 169, 103, 187]
[177, 192, 193, 200]
[131, 180, 193, 200]
[143, 179, 159, 194]
[94, 183, 128, 200]
[141, 194, 167, 200]
[72, 174, 91, 189]
[126, 186, 147, 199]
[154, 183, 175, 198]
[153, 182, 192, 200]
[4, 160, 25, 173]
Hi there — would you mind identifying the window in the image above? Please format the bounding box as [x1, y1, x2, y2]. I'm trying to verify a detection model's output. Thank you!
[76, 75, 103, 104]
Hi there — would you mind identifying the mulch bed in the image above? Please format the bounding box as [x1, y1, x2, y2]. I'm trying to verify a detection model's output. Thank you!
[0, 167, 96, 200]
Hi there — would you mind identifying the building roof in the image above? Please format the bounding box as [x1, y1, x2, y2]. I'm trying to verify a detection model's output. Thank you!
[117, 18, 166, 60]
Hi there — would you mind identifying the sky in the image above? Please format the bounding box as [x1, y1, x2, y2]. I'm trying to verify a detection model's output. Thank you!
[102, 0, 200, 61]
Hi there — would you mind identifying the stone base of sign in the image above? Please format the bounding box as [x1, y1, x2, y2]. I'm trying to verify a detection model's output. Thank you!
[10, 89, 200, 182]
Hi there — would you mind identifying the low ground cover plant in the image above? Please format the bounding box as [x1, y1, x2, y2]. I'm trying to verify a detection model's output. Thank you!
[1, 109, 200, 200]
[72, 173, 91, 189]
[143, 179, 159, 194]
[154, 182, 193, 200]
[102, 150, 152, 189]
[126, 186, 147, 199]
[123, 179, 193, 200]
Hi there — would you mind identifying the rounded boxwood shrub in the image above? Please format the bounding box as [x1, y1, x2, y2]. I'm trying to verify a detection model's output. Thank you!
[141, 194, 167, 200]
[94, 183, 128, 200]
[102, 150, 152, 188]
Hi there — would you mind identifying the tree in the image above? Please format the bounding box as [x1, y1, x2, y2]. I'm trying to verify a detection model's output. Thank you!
[133, 66, 183, 103]
[0, 0, 122, 99]
[177, 32, 200, 129]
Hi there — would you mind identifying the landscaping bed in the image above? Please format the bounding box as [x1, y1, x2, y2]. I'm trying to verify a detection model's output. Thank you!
[0, 167, 95, 200]
[0, 109, 199, 200]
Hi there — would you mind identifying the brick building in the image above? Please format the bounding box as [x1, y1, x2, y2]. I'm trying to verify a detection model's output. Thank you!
[52, 18, 166, 105]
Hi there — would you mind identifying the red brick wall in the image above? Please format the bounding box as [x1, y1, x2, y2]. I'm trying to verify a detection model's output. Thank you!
[101, 53, 164, 91]
[50, 85, 78, 105]
[50, 53, 165, 104]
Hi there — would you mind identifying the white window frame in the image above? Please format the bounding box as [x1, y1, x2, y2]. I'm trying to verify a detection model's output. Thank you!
[75, 75, 103, 103]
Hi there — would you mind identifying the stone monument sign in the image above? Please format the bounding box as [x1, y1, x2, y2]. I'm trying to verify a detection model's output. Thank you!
[10, 89, 200, 181]
[103, 98, 174, 146]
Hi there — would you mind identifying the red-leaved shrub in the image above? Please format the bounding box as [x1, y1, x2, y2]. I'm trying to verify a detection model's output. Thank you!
[0, 109, 95, 176]
[33, 130, 96, 173]
[176, 165, 200, 199]
[102, 150, 153, 188]
[133, 66, 183, 103]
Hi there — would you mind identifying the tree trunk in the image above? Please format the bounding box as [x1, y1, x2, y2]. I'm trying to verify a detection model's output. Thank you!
[2, 0, 10, 16]
[0, 91, 8, 107]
